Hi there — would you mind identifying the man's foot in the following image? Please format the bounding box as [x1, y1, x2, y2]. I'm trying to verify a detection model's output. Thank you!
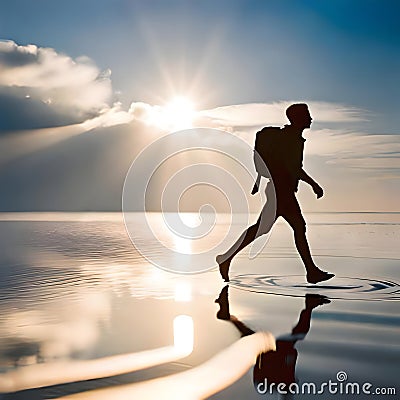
[305, 293, 331, 309]
[306, 269, 335, 284]
[216, 254, 231, 282]
[215, 285, 230, 320]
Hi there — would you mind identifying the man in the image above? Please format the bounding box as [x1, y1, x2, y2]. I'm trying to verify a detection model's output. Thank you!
[216, 103, 334, 284]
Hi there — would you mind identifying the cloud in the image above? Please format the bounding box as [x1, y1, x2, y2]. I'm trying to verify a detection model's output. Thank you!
[128, 100, 195, 132]
[1, 46, 367, 135]
[0, 291, 111, 363]
[81, 102, 134, 130]
[309, 129, 400, 173]
[0, 40, 124, 131]
[195, 101, 368, 131]
[126, 99, 369, 136]
[129, 101, 162, 124]
[126, 99, 400, 176]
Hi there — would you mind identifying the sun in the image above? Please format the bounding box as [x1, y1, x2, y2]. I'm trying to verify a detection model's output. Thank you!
[164, 96, 195, 131]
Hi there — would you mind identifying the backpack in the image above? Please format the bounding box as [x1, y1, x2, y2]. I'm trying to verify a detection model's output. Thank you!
[252, 127, 282, 193]
[254, 126, 283, 177]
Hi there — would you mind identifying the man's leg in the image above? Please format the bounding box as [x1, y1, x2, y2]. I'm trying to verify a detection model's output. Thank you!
[216, 221, 266, 282]
[283, 195, 334, 284]
[216, 196, 277, 282]
[291, 294, 330, 337]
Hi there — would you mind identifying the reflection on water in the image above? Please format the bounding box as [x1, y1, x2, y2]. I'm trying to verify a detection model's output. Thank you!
[54, 332, 275, 400]
[0, 315, 194, 393]
[173, 315, 194, 355]
[215, 286, 331, 397]
[0, 213, 399, 399]
[231, 274, 400, 301]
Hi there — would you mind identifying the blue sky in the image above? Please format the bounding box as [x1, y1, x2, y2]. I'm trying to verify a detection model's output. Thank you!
[0, 0, 399, 211]
[1, 0, 398, 125]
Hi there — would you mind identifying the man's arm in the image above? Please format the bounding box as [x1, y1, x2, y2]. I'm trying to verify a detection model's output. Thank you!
[299, 169, 324, 198]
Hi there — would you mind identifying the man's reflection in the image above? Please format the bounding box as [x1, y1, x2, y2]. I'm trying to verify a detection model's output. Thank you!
[215, 286, 330, 397]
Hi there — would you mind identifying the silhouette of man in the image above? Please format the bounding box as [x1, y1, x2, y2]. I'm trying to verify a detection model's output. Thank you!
[215, 286, 330, 398]
[217, 103, 334, 284]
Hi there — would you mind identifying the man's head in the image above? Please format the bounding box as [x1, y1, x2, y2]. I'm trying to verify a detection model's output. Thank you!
[286, 103, 312, 129]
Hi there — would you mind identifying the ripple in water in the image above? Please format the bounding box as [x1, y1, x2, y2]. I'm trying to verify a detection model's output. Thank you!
[230, 275, 400, 301]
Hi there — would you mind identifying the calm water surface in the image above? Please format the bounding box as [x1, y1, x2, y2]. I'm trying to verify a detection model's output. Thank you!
[0, 213, 399, 399]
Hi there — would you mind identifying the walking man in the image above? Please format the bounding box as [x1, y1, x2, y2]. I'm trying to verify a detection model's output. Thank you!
[216, 103, 334, 284]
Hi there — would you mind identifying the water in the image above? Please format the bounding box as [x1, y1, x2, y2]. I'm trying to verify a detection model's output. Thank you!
[230, 275, 400, 301]
[0, 213, 399, 399]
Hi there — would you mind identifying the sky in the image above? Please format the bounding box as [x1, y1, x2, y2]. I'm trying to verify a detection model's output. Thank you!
[0, 0, 399, 212]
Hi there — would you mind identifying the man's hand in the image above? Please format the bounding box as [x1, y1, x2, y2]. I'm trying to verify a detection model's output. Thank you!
[312, 183, 324, 199]
[251, 183, 259, 195]
[300, 169, 323, 198]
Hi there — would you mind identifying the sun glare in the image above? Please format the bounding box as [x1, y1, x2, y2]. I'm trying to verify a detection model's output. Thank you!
[164, 96, 195, 131]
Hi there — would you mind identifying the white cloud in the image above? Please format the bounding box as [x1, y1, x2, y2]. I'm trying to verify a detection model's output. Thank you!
[0, 291, 110, 363]
[129, 101, 161, 123]
[126, 99, 369, 136]
[128, 99, 196, 132]
[305, 129, 400, 173]
[0, 40, 127, 130]
[81, 102, 134, 130]
[195, 101, 367, 131]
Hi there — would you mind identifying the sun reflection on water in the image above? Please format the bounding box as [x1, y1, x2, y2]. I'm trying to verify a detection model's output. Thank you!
[173, 315, 194, 356]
